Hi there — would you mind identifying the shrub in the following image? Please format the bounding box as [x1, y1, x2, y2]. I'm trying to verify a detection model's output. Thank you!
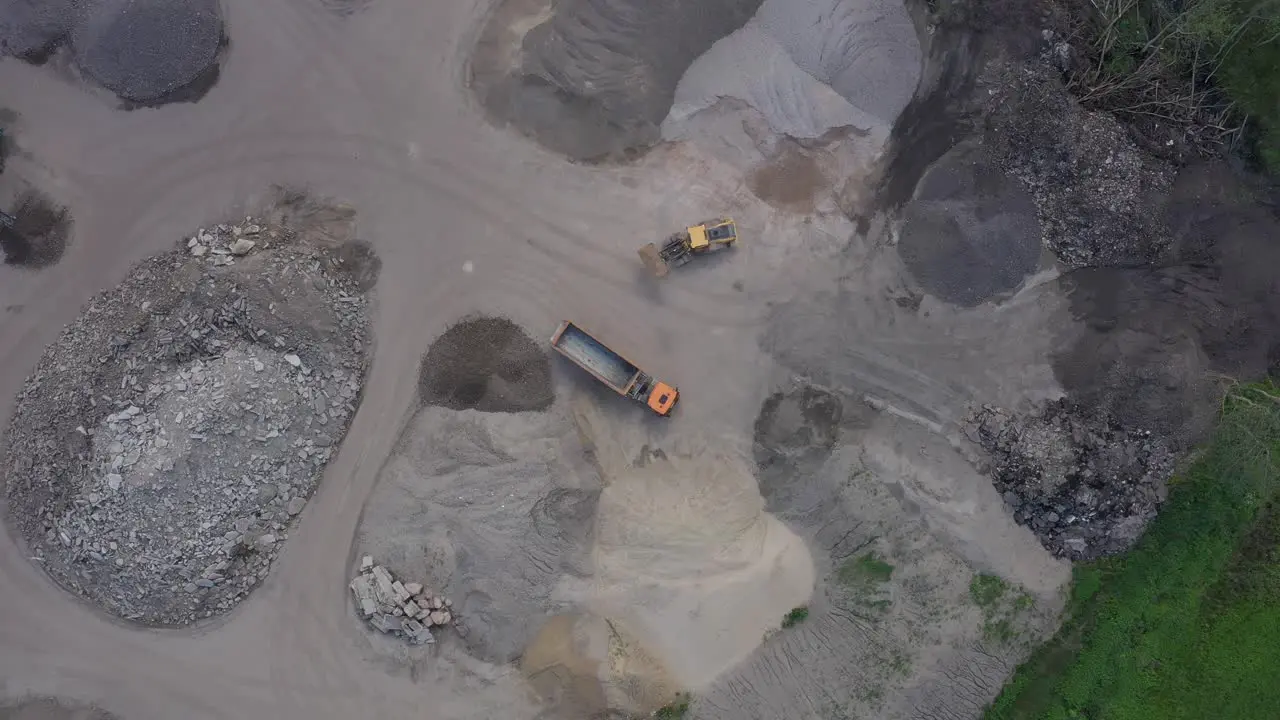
[782, 606, 810, 628]
[1066, 0, 1280, 171]
[655, 694, 690, 719]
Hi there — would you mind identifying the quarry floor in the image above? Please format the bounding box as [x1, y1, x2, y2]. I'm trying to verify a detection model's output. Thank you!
[0, 0, 1074, 718]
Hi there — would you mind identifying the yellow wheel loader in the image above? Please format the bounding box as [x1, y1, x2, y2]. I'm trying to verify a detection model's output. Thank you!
[638, 217, 738, 277]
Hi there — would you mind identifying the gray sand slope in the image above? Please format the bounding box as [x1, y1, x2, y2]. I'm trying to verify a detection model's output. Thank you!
[664, 0, 920, 141]
[472, 0, 763, 159]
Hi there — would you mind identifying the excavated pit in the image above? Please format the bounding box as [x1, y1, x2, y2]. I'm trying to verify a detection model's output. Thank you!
[0, 189, 70, 269]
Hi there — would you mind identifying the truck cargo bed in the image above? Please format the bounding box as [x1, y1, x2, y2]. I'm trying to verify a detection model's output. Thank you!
[553, 322, 639, 391]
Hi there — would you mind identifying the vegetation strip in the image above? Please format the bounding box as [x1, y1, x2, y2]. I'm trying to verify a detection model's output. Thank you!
[1063, 0, 1280, 169]
[986, 381, 1280, 719]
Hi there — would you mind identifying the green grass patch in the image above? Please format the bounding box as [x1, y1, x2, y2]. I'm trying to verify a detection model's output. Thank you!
[782, 606, 810, 628]
[972, 573, 1035, 646]
[858, 685, 885, 704]
[888, 650, 913, 677]
[985, 381, 1280, 720]
[838, 553, 895, 587]
[970, 574, 1009, 608]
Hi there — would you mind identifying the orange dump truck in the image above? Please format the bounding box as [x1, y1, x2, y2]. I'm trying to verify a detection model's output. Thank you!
[550, 321, 679, 416]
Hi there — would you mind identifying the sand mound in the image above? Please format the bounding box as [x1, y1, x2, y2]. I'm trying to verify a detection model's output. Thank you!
[663, 0, 920, 141]
[897, 141, 1042, 306]
[355, 407, 595, 663]
[418, 316, 553, 413]
[586, 443, 815, 689]
[522, 612, 679, 718]
[471, 0, 919, 162]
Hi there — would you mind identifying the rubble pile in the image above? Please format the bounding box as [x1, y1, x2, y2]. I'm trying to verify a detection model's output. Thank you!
[969, 400, 1176, 561]
[350, 556, 455, 645]
[982, 61, 1174, 268]
[4, 211, 373, 625]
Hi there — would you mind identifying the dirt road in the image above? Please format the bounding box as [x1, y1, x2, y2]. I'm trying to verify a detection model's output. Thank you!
[0, 0, 795, 716]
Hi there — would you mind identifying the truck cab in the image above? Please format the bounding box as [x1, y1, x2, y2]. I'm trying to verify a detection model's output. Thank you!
[632, 374, 679, 416]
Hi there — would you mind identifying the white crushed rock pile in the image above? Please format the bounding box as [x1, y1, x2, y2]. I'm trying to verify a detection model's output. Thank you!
[350, 556, 456, 646]
[4, 212, 373, 625]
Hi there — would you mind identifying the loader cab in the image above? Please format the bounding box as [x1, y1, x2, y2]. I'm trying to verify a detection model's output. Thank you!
[687, 218, 737, 250]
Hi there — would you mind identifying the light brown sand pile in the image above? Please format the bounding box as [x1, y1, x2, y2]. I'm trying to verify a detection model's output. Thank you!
[584, 440, 815, 689]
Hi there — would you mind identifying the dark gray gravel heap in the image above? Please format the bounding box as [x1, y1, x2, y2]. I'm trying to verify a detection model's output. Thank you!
[72, 0, 222, 104]
[0, 697, 118, 720]
[897, 140, 1042, 306]
[0, 0, 224, 104]
[969, 400, 1176, 561]
[4, 215, 373, 625]
[0, 0, 76, 60]
[419, 316, 553, 413]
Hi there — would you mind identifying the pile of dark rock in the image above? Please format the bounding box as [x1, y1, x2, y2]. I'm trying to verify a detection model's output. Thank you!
[349, 557, 456, 645]
[4, 212, 372, 625]
[969, 399, 1176, 560]
[980, 59, 1174, 269]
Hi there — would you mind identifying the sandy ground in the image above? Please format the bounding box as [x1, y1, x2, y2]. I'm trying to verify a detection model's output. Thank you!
[0, 0, 1073, 717]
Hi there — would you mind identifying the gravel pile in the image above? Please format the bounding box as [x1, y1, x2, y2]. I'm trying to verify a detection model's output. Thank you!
[4, 212, 373, 625]
[72, 0, 224, 105]
[969, 400, 1176, 560]
[982, 61, 1174, 268]
[418, 316, 553, 413]
[0, 0, 224, 105]
[896, 140, 1042, 306]
[350, 556, 457, 645]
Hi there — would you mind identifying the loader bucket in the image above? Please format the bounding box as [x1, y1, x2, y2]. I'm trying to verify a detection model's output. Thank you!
[638, 243, 669, 277]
